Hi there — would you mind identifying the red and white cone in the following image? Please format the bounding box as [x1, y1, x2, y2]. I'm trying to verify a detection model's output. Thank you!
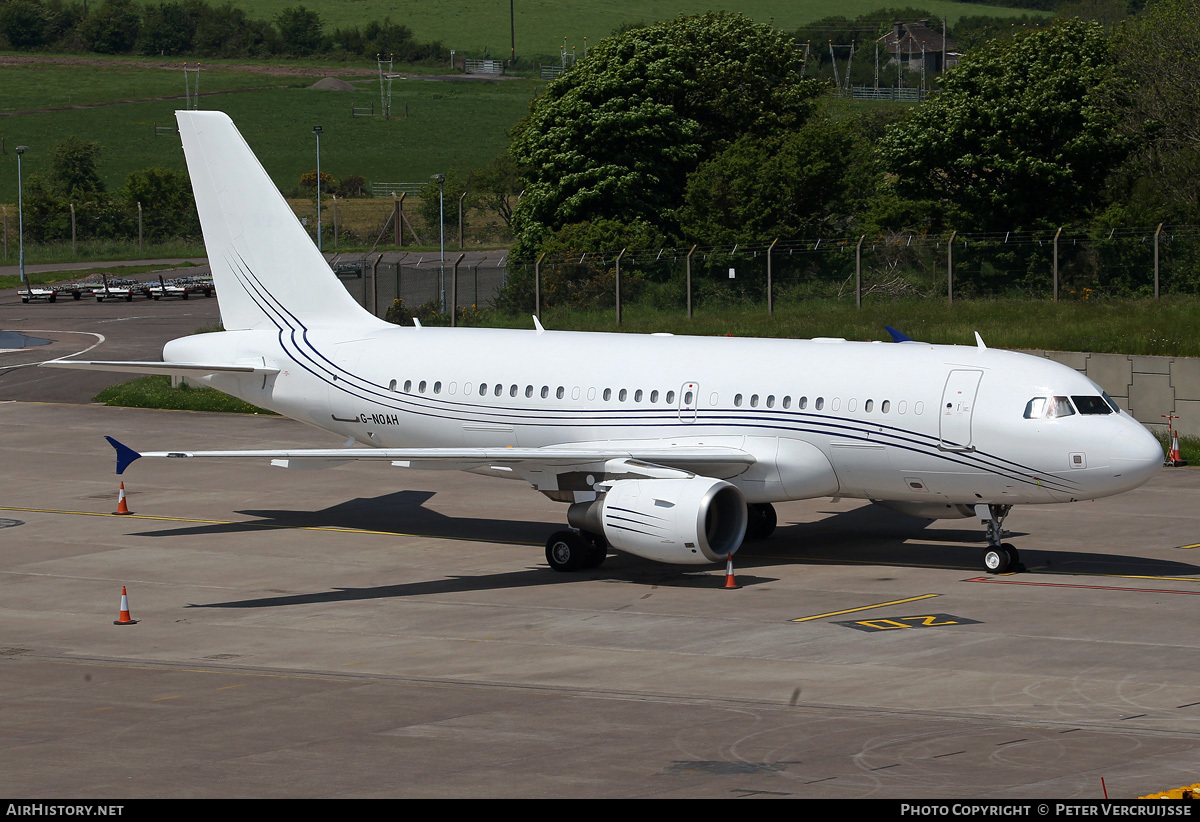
[723, 556, 740, 590]
[115, 482, 131, 515]
[113, 586, 137, 625]
[1169, 431, 1188, 466]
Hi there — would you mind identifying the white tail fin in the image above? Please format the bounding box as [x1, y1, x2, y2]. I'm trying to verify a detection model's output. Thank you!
[176, 110, 383, 331]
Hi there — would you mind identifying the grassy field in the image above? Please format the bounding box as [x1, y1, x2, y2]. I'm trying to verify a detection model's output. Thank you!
[0, 63, 539, 203]
[226, 0, 1043, 59]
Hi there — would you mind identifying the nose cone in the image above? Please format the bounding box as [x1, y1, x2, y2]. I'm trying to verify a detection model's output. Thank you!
[1109, 422, 1163, 491]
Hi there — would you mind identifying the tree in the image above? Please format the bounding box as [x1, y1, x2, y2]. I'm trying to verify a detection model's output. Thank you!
[78, 0, 141, 54]
[122, 167, 200, 239]
[275, 5, 323, 56]
[49, 136, 105, 201]
[509, 12, 823, 256]
[878, 18, 1129, 232]
[0, 0, 51, 49]
[137, 1, 200, 56]
[1108, 0, 1200, 220]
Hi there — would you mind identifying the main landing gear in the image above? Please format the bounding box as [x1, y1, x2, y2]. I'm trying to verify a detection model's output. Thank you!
[545, 530, 608, 572]
[746, 503, 777, 540]
[979, 504, 1022, 574]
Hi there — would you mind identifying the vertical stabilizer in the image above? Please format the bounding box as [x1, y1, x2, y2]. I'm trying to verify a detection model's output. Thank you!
[176, 110, 383, 331]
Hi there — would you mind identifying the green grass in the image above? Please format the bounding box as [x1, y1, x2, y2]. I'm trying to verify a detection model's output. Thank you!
[484, 296, 1200, 358]
[226, 0, 1044, 59]
[0, 69, 540, 203]
[92, 375, 275, 414]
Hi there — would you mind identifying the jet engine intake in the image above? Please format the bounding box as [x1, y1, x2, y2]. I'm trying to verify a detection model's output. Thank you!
[568, 476, 747, 565]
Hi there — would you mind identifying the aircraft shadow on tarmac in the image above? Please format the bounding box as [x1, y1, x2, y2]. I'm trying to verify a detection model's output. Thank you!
[750, 503, 1200, 579]
[131, 490, 1200, 609]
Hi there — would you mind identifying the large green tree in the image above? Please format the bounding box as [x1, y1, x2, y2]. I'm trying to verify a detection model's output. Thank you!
[1108, 0, 1200, 220]
[509, 12, 823, 256]
[878, 18, 1129, 232]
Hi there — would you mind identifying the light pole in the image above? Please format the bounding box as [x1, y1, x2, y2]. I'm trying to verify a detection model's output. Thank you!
[15, 145, 27, 292]
[312, 125, 323, 252]
[431, 173, 445, 262]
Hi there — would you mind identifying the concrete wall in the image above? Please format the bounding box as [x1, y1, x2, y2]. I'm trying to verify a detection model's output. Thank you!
[1035, 350, 1199, 436]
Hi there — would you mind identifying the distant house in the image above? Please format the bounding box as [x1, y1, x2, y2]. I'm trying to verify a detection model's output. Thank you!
[878, 20, 959, 73]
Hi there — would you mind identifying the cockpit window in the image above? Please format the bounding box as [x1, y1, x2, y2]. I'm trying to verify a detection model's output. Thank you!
[1102, 391, 1121, 413]
[1072, 395, 1113, 415]
[1024, 396, 1076, 419]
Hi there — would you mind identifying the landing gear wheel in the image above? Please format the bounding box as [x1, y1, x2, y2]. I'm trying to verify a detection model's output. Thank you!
[546, 530, 588, 572]
[983, 546, 1011, 574]
[746, 503, 777, 540]
[580, 532, 608, 569]
[1002, 543, 1022, 572]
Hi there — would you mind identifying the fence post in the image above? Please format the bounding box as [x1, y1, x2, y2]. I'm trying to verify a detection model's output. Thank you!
[372, 253, 383, 316]
[70, 203, 76, 257]
[3, 207, 7, 261]
[451, 253, 464, 326]
[767, 238, 778, 314]
[137, 201, 143, 252]
[686, 245, 696, 319]
[855, 234, 865, 309]
[615, 248, 626, 325]
[535, 252, 545, 320]
[458, 191, 467, 249]
[332, 194, 338, 251]
[1053, 226, 1062, 302]
[947, 230, 956, 306]
[1154, 222, 1163, 299]
[393, 193, 402, 247]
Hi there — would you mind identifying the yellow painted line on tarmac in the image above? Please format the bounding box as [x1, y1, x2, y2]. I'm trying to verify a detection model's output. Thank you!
[791, 593, 940, 623]
[0, 505, 540, 545]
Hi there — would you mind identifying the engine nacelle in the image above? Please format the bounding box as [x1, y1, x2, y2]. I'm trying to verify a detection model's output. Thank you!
[568, 476, 747, 565]
[873, 500, 976, 519]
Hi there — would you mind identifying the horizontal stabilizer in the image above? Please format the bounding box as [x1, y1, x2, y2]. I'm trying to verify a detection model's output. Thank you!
[44, 360, 279, 377]
[105, 436, 142, 475]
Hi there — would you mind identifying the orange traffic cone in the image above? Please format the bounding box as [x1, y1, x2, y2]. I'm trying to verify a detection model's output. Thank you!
[115, 482, 131, 515]
[723, 556, 740, 590]
[113, 586, 137, 625]
[1169, 431, 1188, 466]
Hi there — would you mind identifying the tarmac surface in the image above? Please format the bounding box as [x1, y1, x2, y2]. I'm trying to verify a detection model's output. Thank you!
[2, 277, 1200, 799]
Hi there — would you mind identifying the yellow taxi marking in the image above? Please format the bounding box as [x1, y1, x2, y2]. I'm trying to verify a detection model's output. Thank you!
[791, 593, 940, 622]
[216, 684, 245, 691]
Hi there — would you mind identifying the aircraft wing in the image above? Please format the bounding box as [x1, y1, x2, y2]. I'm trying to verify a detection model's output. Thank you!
[105, 436, 756, 477]
[45, 360, 280, 377]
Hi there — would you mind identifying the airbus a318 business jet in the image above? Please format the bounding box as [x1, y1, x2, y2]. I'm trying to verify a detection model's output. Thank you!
[46, 111, 1163, 576]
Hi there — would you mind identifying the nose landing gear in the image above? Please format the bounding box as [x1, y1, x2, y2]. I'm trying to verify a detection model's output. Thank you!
[978, 504, 1023, 574]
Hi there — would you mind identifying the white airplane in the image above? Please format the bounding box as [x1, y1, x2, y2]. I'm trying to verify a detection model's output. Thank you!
[46, 111, 1164, 576]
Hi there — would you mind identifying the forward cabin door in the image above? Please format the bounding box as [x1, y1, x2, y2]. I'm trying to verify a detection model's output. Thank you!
[677, 381, 699, 423]
[939, 369, 982, 451]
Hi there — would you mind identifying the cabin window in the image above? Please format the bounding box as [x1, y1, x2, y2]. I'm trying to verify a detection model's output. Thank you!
[734, 394, 743, 408]
[635, 389, 643, 402]
[388, 379, 397, 391]
[864, 399, 873, 413]
[510, 385, 518, 397]
[815, 397, 824, 411]
[433, 381, 442, 394]
[750, 394, 759, 408]
[479, 383, 488, 396]
[782, 396, 791, 409]
[847, 398, 857, 412]
[556, 386, 565, 399]
[666, 390, 675, 403]
[765, 395, 774, 408]
[603, 388, 612, 401]
[404, 379, 412, 393]
[541, 386, 549, 399]
[881, 400, 890, 413]
[799, 396, 808, 410]
[1072, 395, 1113, 415]
[620, 389, 628, 402]
[915, 401, 924, 415]
[419, 380, 427, 393]
[650, 390, 659, 403]
[525, 385, 533, 398]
